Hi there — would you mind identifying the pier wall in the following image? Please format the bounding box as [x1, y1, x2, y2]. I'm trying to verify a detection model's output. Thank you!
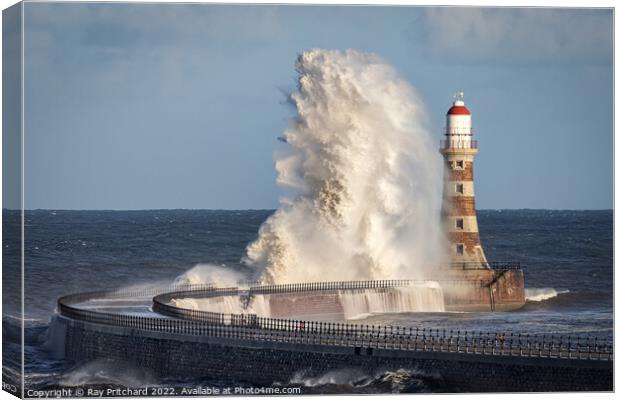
[264, 270, 526, 316]
[56, 316, 612, 392]
[441, 270, 525, 311]
[268, 291, 344, 319]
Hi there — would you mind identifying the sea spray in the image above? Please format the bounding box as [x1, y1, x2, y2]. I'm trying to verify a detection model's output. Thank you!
[58, 360, 155, 388]
[171, 284, 444, 319]
[289, 368, 373, 388]
[173, 264, 247, 287]
[244, 49, 446, 284]
[172, 295, 271, 316]
[525, 287, 570, 302]
[339, 284, 445, 319]
[289, 368, 432, 392]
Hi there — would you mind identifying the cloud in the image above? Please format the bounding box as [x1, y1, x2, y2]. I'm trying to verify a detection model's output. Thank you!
[25, 3, 285, 45]
[24, 3, 286, 72]
[422, 8, 612, 65]
[23, 3, 287, 98]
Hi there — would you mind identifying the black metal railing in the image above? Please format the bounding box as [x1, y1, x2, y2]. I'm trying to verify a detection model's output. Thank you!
[245, 278, 506, 295]
[448, 262, 521, 271]
[99, 283, 215, 299]
[249, 279, 454, 295]
[152, 287, 239, 324]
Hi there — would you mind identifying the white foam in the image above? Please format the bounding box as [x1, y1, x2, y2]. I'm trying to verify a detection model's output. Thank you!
[525, 287, 570, 302]
[172, 294, 271, 317]
[173, 284, 444, 319]
[339, 284, 445, 319]
[290, 368, 371, 387]
[59, 359, 154, 387]
[173, 264, 245, 287]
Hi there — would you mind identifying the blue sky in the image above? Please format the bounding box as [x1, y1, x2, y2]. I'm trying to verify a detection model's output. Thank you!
[13, 4, 613, 210]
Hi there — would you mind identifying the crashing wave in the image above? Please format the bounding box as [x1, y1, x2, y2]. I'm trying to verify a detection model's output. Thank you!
[525, 287, 570, 302]
[244, 49, 446, 285]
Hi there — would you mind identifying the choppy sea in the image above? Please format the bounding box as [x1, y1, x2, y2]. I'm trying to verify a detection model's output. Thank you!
[2, 209, 613, 394]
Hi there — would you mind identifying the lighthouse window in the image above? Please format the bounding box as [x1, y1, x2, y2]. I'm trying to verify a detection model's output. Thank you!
[455, 183, 464, 194]
[456, 244, 464, 255]
[455, 160, 464, 169]
[456, 218, 464, 229]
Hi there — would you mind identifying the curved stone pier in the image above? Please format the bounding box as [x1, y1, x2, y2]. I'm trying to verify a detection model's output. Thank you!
[55, 281, 612, 393]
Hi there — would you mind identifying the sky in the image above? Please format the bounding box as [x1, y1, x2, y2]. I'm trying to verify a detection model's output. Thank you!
[5, 3, 614, 210]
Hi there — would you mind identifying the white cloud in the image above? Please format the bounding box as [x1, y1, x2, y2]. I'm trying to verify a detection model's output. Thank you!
[25, 3, 285, 45]
[423, 8, 612, 65]
[23, 3, 287, 97]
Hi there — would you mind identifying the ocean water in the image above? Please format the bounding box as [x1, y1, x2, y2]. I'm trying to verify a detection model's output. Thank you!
[2, 209, 613, 394]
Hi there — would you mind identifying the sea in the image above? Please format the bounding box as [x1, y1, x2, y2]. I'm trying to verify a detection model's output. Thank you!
[2, 209, 613, 394]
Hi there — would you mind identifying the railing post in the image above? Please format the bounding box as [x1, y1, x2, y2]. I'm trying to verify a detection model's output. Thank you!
[440, 329, 444, 352]
[549, 335, 554, 358]
[405, 327, 410, 351]
[606, 337, 612, 360]
[428, 328, 432, 351]
[594, 337, 598, 360]
[472, 332, 477, 354]
[464, 331, 469, 353]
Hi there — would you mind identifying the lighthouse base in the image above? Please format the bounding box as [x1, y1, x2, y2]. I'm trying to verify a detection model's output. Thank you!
[438, 269, 526, 312]
[255, 269, 526, 318]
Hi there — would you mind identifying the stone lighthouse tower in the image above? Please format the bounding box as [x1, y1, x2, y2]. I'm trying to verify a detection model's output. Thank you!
[440, 92, 488, 268]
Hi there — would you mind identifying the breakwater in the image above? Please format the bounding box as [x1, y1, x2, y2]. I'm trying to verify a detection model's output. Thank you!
[172, 282, 446, 319]
[54, 279, 613, 393]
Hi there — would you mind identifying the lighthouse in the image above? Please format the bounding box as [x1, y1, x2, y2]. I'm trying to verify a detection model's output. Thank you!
[440, 92, 488, 268]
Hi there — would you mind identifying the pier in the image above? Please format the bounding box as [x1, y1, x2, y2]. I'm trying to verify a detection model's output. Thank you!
[54, 279, 613, 393]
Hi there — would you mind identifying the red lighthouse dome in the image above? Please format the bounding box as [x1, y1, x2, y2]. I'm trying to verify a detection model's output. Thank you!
[447, 104, 470, 115]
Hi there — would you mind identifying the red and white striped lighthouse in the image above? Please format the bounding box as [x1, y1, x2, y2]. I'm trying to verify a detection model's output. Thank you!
[440, 92, 489, 268]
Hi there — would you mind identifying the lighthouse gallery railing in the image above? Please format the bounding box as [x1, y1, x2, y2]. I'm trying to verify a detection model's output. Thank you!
[440, 139, 478, 149]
